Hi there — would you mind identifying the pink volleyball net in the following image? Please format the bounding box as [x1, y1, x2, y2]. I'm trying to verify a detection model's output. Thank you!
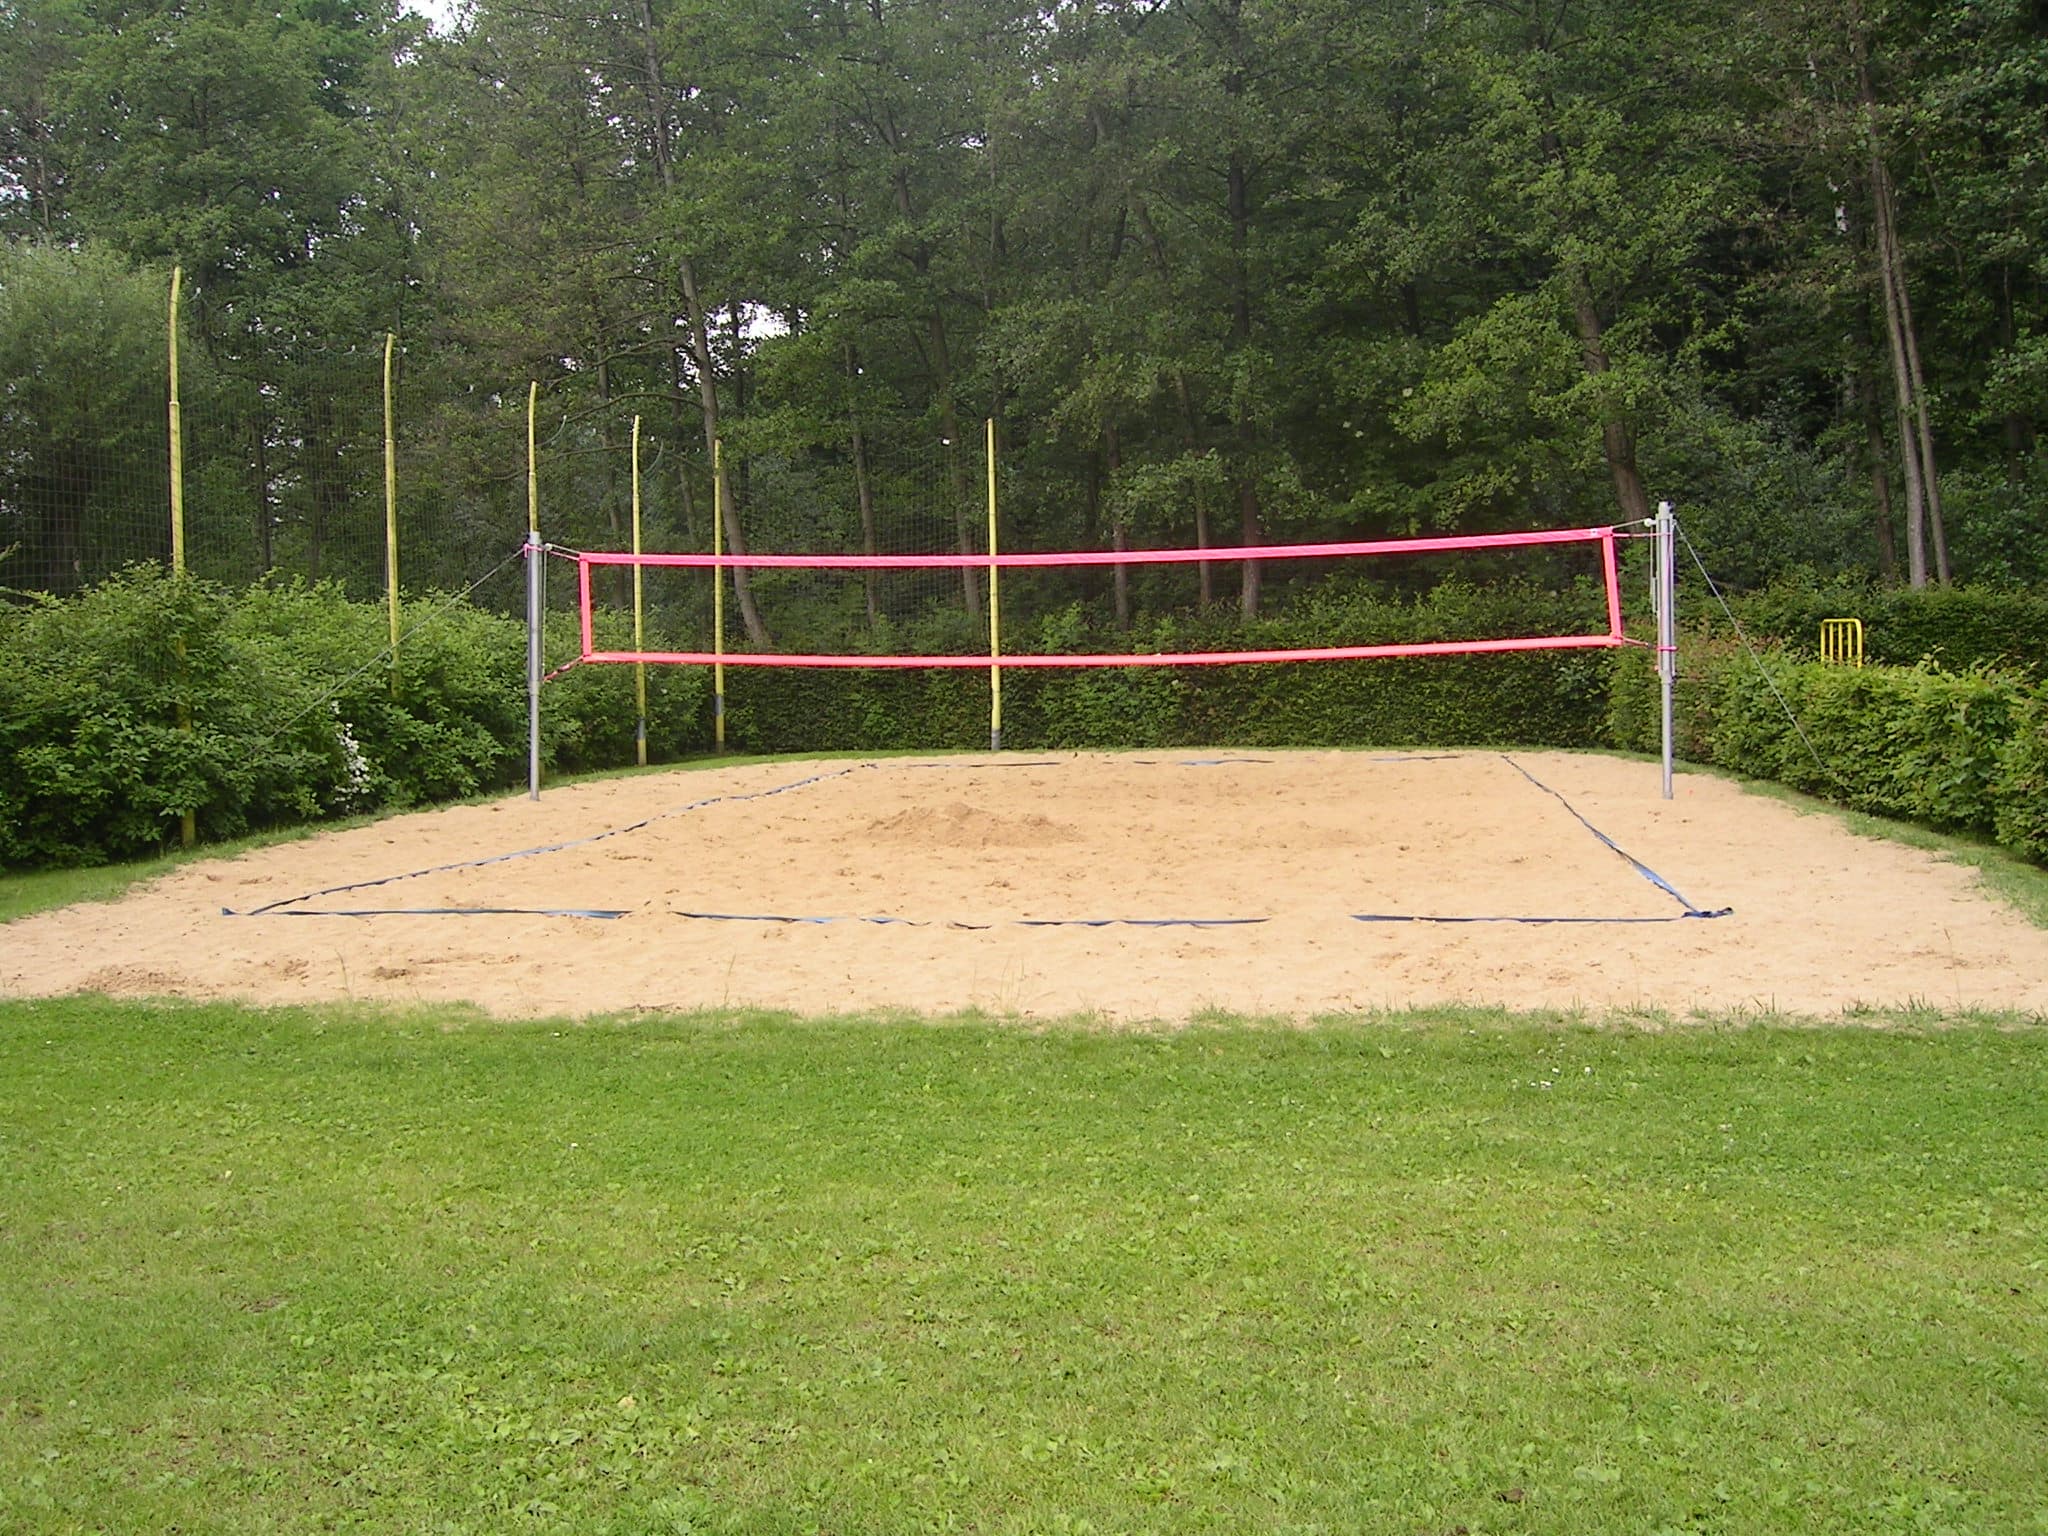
[570, 525, 1632, 670]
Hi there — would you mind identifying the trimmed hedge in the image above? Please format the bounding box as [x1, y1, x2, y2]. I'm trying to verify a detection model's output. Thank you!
[6, 567, 2045, 873]
[1608, 634, 2047, 863]
[1721, 580, 2048, 675]
[724, 581, 1615, 754]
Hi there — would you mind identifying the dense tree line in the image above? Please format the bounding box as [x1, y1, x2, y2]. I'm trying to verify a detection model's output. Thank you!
[3, 0, 2044, 623]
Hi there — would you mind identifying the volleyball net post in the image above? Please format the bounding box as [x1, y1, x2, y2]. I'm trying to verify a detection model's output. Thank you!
[524, 365, 541, 742]
[527, 529, 544, 802]
[1655, 501, 1676, 801]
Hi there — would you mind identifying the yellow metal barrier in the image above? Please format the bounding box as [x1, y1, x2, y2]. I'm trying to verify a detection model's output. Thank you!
[1820, 617, 1863, 667]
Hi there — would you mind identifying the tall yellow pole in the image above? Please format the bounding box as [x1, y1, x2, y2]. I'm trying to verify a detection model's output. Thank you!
[383, 333, 400, 695]
[986, 417, 1002, 753]
[168, 267, 195, 848]
[526, 381, 540, 537]
[632, 415, 648, 767]
[167, 267, 185, 575]
[712, 438, 727, 751]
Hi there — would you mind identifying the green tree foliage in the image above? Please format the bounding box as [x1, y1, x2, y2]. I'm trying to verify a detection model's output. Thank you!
[0, 244, 174, 593]
[1, 0, 2043, 615]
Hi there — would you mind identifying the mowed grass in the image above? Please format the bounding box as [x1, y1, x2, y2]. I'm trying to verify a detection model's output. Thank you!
[3, 1005, 2045, 1533]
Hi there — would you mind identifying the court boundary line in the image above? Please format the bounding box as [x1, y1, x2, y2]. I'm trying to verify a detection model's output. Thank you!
[222, 752, 1729, 925]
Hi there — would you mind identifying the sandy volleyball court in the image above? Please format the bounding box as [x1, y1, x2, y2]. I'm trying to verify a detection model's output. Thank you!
[4, 750, 2044, 1020]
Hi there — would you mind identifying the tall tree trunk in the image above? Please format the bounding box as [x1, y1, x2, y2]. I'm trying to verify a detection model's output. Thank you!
[1176, 366, 1216, 608]
[1853, 11, 1945, 588]
[1134, 196, 1216, 603]
[634, 0, 769, 642]
[1540, 119, 1652, 527]
[1849, 276, 1899, 582]
[848, 349, 880, 628]
[1226, 137, 1261, 619]
[678, 257, 771, 642]
[1996, 265, 2037, 468]
[1886, 191, 1949, 584]
[1868, 151, 1931, 587]
[1567, 273, 1653, 525]
[934, 380, 982, 621]
[1862, 388, 1900, 583]
[251, 416, 273, 577]
[1105, 423, 1130, 629]
[594, 327, 628, 608]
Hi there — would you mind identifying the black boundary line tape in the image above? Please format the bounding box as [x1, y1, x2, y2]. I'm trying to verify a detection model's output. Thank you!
[253, 908, 1266, 926]
[1496, 753, 1730, 918]
[223, 752, 1728, 929]
[1352, 912, 1726, 925]
[1346, 755, 1732, 925]
[225, 754, 1271, 919]
[265, 907, 634, 919]
[670, 912, 1269, 928]
[222, 765, 865, 918]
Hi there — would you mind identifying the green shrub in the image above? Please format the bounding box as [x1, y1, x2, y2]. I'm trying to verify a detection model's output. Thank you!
[0, 568, 352, 867]
[229, 581, 527, 807]
[1604, 628, 1740, 764]
[540, 609, 708, 770]
[0, 573, 717, 869]
[1994, 693, 2048, 862]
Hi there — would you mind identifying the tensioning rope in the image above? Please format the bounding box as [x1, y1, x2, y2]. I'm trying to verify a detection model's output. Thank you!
[1674, 520, 1836, 787]
[260, 543, 529, 744]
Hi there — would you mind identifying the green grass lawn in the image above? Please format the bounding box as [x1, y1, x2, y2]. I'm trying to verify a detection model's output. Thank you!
[3, 1001, 2044, 1534]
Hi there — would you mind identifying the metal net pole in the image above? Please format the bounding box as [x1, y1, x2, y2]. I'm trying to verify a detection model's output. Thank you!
[1657, 501, 1676, 801]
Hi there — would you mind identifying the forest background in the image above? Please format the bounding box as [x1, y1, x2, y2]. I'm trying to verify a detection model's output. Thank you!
[4, 0, 2046, 630]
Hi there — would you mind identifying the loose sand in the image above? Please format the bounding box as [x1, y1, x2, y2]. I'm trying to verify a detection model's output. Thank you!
[4, 750, 2044, 1021]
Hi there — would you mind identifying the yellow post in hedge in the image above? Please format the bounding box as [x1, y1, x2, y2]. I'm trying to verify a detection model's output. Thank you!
[168, 267, 186, 577]
[384, 332, 401, 696]
[168, 267, 195, 849]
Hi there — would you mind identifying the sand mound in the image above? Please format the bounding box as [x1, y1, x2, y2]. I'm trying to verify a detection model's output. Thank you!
[864, 802, 1077, 848]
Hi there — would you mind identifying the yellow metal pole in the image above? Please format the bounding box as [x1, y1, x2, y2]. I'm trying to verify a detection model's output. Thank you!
[526, 381, 540, 537]
[168, 267, 185, 575]
[712, 438, 727, 751]
[384, 333, 400, 696]
[986, 417, 1002, 753]
[168, 267, 195, 848]
[632, 415, 648, 767]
